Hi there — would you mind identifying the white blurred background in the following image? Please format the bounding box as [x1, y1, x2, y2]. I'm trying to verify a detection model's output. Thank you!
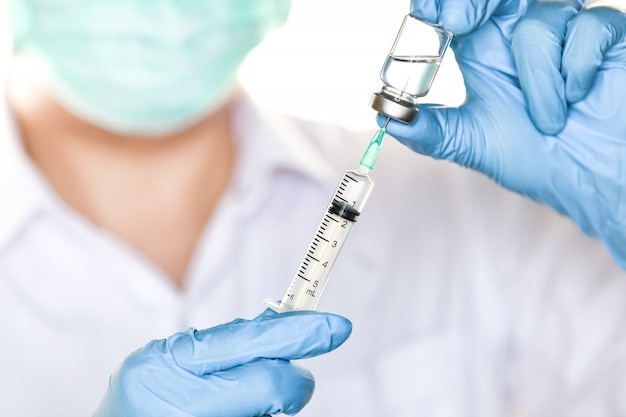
[240, 0, 466, 130]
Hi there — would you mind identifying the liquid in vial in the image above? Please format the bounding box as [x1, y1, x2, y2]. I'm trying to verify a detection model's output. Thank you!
[381, 55, 442, 99]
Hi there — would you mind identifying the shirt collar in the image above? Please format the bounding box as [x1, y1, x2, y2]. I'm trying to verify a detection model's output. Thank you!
[230, 90, 337, 194]
[221, 90, 338, 221]
[0, 88, 338, 253]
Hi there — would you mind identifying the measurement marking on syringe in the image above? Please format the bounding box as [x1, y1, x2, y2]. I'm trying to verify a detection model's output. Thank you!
[263, 144, 378, 313]
[315, 233, 329, 242]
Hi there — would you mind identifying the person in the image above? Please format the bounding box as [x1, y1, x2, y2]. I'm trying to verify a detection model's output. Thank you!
[0, 1, 625, 417]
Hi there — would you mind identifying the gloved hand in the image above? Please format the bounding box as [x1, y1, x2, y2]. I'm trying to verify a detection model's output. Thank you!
[380, 0, 626, 269]
[93, 310, 352, 417]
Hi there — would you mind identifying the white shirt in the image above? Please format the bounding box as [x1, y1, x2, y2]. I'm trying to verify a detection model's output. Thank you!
[1, 92, 626, 417]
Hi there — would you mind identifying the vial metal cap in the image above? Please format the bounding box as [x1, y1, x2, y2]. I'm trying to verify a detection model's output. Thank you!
[369, 91, 418, 124]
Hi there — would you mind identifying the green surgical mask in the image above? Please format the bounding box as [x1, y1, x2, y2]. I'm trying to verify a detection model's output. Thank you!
[10, 0, 291, 136]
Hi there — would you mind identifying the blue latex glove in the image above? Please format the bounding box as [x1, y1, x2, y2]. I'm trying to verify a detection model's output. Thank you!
[380, 0, 626, 269]
[93, 310, 352, 417]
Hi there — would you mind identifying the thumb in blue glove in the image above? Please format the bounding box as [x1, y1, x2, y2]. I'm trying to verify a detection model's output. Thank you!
[93, 310, 352, 417]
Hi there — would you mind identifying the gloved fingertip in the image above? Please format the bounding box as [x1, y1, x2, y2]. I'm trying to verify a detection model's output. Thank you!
[410, 0, 439, 26]
[565, 77, 590, 103]
[521, 67, 568, 135]
[323, 313, 352, 350]
[438, 7, 473, 36]
[561, 7, 620, 104]
[531, 105, 567, 135]
[257, 310, 351, 353]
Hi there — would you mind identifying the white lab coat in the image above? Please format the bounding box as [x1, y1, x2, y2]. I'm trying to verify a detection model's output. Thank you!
[1, 91, 625, 417]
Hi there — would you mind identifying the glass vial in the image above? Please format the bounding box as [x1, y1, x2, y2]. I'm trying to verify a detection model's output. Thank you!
[370, 15, 452, 124]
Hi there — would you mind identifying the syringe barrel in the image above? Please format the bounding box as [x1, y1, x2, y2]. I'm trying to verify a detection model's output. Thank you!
[278, 208, 356, 311]
[265, 169, 374, 312]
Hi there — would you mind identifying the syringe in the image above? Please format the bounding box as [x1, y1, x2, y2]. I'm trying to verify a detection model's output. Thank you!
[265, 126, 387, 313]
